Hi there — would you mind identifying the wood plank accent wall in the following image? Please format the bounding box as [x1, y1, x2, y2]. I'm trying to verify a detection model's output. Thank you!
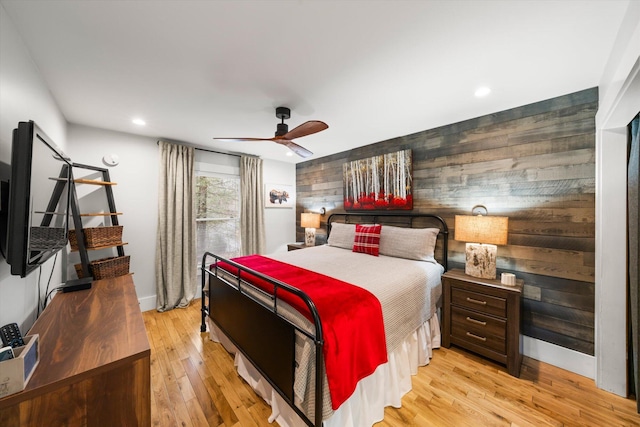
[296, 88, 597, 355]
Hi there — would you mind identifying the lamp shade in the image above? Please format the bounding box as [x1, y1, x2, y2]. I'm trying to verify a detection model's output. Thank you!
[301, 213, 321, 229]
[454, 215, 509, 245]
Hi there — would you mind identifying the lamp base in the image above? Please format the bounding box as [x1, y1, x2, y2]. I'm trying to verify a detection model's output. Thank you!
[465, 243, 497, 279]
[304, 228, 316, 246]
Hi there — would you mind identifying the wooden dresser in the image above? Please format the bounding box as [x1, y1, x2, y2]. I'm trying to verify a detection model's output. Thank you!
[0, 275, 150, 426]
[442, 269, 523, 377]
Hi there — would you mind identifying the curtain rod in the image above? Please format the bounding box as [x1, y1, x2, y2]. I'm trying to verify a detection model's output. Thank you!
[194, 147, 241, 158]
[156, 140, 242, 158]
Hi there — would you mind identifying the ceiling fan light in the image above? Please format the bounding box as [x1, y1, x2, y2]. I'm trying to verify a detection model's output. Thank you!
[276, 122, 288, 136]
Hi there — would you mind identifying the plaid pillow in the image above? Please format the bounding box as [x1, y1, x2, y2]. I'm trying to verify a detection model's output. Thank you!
[353, 224, 382, 256]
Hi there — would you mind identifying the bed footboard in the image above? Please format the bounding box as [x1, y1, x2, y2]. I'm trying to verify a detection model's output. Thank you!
[200, 252, 324, 427]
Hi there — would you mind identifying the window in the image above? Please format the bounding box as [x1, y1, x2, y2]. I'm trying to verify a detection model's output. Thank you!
[195, 152, 241, 266]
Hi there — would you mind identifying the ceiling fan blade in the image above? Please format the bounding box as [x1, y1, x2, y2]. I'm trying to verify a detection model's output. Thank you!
[276, 140, 313, 158]
[213, 137, 275, 142]
[281, 120, 328, 140]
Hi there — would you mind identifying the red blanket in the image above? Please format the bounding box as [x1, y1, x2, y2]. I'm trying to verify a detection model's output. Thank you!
[216, 255, 387, 409]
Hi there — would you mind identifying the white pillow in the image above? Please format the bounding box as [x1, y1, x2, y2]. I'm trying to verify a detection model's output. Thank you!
[379, 225, 439, 261]
[327, 222, 356, 249]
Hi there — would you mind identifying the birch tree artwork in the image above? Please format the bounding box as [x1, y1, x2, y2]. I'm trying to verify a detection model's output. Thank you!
[343, 149, 413, 211]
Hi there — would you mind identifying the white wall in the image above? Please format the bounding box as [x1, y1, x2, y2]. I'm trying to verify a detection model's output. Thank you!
[595, 0, 640, 396]
[0, 4, 68, 332]
[66, 124, 159, 311]
[263, 158, 296, 254]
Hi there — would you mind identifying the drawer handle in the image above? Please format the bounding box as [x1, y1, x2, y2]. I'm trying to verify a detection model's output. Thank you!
[466, 297, 487, 306]
[466, 332, 487, 342]
[466, 316, 487, 326]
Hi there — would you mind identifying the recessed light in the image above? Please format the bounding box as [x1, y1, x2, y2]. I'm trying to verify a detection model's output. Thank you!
[132, 118, 146, 126]
[286, 151, 293, 157]
[474, 87, 491, 97]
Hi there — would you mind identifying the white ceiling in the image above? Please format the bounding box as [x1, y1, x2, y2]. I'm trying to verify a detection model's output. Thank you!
[1, 0, 630, 163]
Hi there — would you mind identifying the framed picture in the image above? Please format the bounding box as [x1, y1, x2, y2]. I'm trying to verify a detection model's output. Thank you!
[343, 149, 413, 211]
[265, 183, 294, 208]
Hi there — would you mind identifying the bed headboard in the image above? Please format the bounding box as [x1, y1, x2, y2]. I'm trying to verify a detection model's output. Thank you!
[326, 212, 449, 271]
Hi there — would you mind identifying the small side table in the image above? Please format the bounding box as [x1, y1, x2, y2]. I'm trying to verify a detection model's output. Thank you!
[287, 242, 312, 251]
[442, 268, 523, 377]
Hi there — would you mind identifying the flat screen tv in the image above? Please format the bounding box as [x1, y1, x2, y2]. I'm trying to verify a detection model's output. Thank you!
[5, 121, 72, 278]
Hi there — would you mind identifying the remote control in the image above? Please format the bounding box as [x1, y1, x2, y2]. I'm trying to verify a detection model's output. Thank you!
[0, 323, 25, 348]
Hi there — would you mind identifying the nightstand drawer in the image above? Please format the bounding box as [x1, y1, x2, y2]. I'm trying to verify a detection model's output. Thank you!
[451, 306, 506, 339]
[451, 313, 506, 354]
[452, 287, 506, 318]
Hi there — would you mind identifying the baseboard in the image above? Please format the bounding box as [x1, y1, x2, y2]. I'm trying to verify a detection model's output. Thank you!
[522, 335, 595, 379]
[138, 295, 156, 312]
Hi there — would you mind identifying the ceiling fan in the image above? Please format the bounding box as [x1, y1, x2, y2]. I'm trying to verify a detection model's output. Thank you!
[214, 107, 328, 158]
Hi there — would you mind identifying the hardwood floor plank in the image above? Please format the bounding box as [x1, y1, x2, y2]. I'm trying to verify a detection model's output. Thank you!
[160, 354, 195, 427]
[184, 396, 210, 427]
[246, 399, 278, 427]
[207, 344, 261, 409]
[203, 376, 240, 427]
[155, 344, 178, 385]
[176, 373, 196, 402]
[182, 356, 225, 426]
[142, 301, 640, 427]
[151, 357, 178, 427]
[162, 315, 191, 361]
[229, 404, 260, 427]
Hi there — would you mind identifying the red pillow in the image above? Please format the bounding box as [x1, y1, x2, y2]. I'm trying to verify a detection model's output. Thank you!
[353, 224, 382, 256]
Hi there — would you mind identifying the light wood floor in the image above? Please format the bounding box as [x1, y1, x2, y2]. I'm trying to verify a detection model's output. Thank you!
[143, 301, 639, 427]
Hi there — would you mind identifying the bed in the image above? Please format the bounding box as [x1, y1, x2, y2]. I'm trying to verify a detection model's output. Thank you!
[200, 213, 448, 427]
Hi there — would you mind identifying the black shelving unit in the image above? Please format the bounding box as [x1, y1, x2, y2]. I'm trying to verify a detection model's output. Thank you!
[69, 163, 125, 280]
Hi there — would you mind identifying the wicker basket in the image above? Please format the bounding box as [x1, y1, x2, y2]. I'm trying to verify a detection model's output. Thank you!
[75, 255, 130, 280]
[30, 227, 67, 251]
[69, 226, 123, 250]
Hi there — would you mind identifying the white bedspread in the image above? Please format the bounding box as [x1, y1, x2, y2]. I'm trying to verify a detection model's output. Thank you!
[268, 245, 443, 353]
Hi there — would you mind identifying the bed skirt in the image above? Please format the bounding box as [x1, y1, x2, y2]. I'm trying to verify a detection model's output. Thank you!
[207, 313, 441, 427]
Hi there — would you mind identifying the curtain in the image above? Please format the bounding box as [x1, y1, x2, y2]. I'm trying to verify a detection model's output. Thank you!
[155, 141, 196, 312]
[240, 155, 265, 255]
[629, 114, 639, 412]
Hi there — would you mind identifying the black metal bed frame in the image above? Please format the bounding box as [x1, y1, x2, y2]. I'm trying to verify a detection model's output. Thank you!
[200, 212, 449, 427]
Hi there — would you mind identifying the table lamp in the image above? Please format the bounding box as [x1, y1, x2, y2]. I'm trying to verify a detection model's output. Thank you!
[301, 213, 321, 246]
[455, 205, 508, 279]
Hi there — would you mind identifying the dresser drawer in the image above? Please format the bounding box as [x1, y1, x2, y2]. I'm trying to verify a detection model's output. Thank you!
[451, 287, 506, 318]
[451, 306, 506, 339]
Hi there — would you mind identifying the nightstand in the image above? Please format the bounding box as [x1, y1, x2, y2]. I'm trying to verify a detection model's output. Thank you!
[287, 242, 311, 251]
[442, 268, 523, 377]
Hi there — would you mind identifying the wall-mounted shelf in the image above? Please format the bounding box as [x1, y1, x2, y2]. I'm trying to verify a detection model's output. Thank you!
[73, 178, 117, 186]
[70, 242, 128, 252]
[34, 211, 66, 215]
[80, 212, 123, 217]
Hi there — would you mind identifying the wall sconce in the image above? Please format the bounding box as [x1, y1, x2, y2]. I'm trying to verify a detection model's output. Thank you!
[454, 205, 509, 279]
[300, 212, 321, 246]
